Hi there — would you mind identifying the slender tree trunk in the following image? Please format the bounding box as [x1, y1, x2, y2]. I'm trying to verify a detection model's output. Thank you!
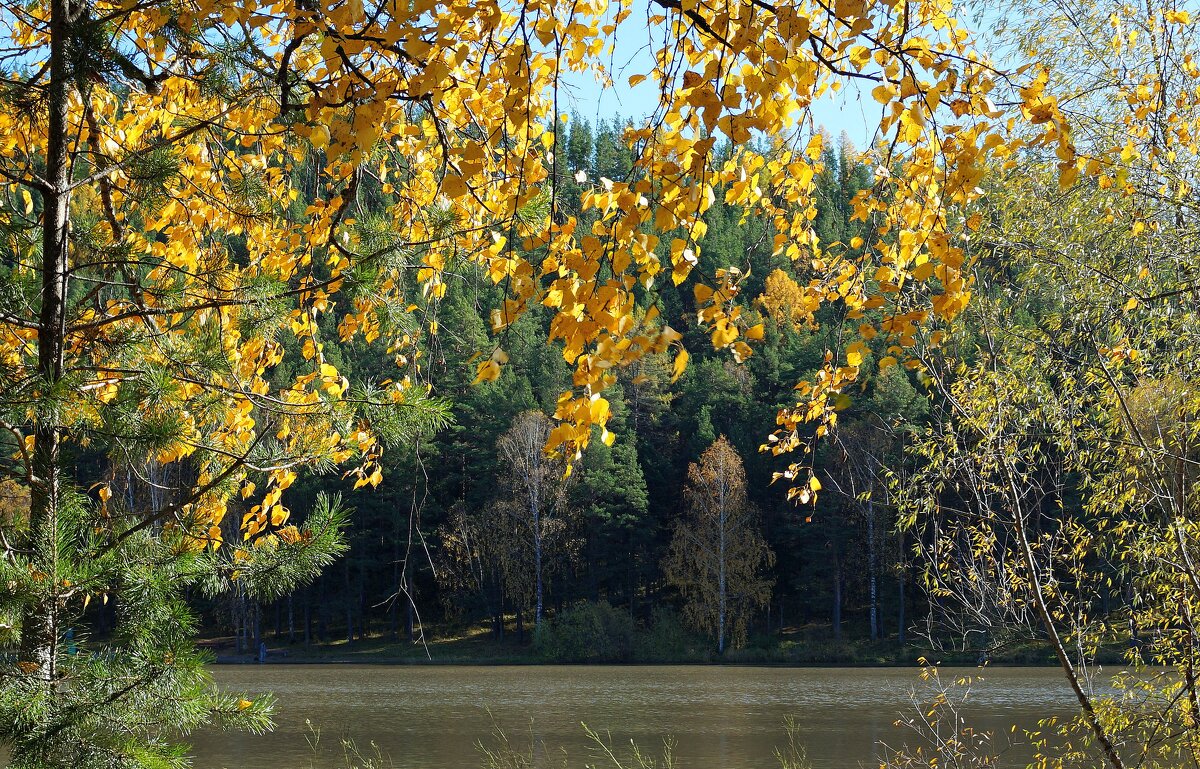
[253, 603, 262, 658]
[588, 535, 600, 602]
[344, 560, 354, 644]
[897, 530, 908, 645]
[1005, 463, 1125, 769]
[241, 594, 250, 653]
[405, 558, 414, 642]
[627, 538, 637, 618]
[533, 510, 544, 628]
[717, 467, 728, 655]
[357, 564, 366, 640]
[718, 521, 727, 655]
[233, 591, 244, 654]
[389, 570, 399, 640]
[19, 0, 71, 686]
[303, 588, 312, 648]
[832, 542, 843, 642]
[288, 594, 295, 644]
[497, 592, 506, 641]
[391, 502, 401, 641]
[317, 579, 328, 643]
[867, 496, 878, 642]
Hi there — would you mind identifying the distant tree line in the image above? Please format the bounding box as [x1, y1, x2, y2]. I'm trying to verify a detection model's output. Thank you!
[160, 120, 932, 656]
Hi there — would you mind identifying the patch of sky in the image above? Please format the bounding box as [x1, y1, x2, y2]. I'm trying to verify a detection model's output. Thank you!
[551, 0, 1016, 153]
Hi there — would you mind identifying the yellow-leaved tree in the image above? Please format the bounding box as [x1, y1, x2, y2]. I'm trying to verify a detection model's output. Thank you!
[665, 436, 773, 653]
[889, 0, 1200, 766]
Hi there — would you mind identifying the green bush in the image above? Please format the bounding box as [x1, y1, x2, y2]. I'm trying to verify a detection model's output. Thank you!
[633, 607, 699, 662]
[534, 601, 636, 662]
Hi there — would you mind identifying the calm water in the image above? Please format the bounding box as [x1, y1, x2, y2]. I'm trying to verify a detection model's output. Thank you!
[194, 665, 1089, 769]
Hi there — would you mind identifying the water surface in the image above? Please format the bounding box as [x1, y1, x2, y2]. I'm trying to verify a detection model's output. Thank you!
[197, 665, 1086, 769]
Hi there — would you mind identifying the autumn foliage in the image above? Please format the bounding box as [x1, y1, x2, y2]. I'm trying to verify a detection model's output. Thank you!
[665, 436, 773, 653]
[0, 0, 1197, 760]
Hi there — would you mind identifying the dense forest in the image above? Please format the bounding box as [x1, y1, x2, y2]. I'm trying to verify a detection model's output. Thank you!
[86, 122, 922, 661]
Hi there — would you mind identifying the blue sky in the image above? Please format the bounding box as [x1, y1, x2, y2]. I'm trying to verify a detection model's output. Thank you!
[553, 2, 1005, 152]
[558, 65, 877, 149]
[550, 1, 887, 151]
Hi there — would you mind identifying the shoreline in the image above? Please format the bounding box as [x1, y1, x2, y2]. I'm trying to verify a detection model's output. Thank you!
[0, 643, 1117, 668]
[211, 656, 1072, 667]
[197, 620, 1134, 668]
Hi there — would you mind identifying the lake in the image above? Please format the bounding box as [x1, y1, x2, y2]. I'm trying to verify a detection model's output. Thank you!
[196, 665, 1087, 769]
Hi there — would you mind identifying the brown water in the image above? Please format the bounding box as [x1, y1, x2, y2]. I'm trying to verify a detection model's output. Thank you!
[195, 665, 1086, 769]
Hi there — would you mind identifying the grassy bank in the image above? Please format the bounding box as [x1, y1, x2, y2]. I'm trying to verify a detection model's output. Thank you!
[204, 606, 1126, 667]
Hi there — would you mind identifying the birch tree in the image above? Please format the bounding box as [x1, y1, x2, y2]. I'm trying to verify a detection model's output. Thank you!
[665, 437, 774, 654]
[896, 5, 1200, 750]
[496, 411, 573, 629]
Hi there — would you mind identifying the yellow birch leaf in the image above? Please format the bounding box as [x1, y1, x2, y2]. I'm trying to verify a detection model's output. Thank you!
[846, 341, 867, 367]
[671, 348, 689, 383]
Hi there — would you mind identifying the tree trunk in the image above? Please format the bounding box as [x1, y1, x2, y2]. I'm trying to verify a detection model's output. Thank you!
[344, 560, 354, 644]
[588, 535, 600, 602]
[18, 0, 72, 686]
[317, 579, 328, 643]
[1005, 463, 1126, 769]
[718, 529, 727, 655]
[627, 538, 637, 618]
[357, 564, 366, 640]
[405, 558, 415, 643]
[252, 603, 262, 659]
[303, 588, 312, 648]
[717, 472, 728, 655]
[391, 502, 401, 641]
[832, 542, 842, 642]
[867, 496, 878, 642]
[233, 591, 244, 654]
[533, 510, 544, 629]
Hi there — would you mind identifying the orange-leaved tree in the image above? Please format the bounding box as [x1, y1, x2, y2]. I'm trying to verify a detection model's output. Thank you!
[665, 436, 773, 654]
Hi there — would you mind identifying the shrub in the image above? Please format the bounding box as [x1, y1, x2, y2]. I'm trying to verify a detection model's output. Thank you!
[534, 601, 636, 662]
[633, 607, 699, 662]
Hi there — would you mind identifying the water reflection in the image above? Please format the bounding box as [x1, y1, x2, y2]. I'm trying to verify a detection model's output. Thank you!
[197, 665, 1085, 769]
